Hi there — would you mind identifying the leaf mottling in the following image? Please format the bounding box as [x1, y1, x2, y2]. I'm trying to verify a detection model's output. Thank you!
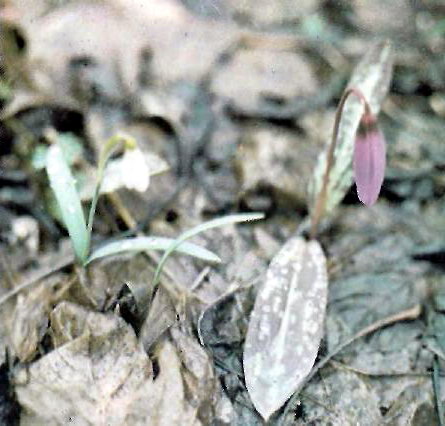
[243, 236, 328, 420]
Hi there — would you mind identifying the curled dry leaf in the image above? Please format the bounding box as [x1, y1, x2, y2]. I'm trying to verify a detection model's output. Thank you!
[6, 276, 61, 362]
[15, 301, 203, 426]
[308, 40, 393, 216]
[140, 286, 177, 352]
[243, 236, 328, 420]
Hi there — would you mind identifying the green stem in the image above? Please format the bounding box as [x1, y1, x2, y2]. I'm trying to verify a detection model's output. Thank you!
[85, 133, 136, 258]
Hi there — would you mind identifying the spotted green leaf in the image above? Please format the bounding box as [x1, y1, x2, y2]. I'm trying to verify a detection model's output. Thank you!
[243, 236, 328, 421]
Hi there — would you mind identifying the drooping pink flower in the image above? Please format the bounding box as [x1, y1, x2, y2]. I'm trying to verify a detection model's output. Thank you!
[353, 112, 386, 206]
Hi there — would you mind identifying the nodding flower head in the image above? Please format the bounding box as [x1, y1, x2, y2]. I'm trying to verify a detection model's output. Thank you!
[353, 109, 386, 206]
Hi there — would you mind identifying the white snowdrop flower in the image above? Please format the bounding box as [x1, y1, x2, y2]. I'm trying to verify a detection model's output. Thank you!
[121, 147, 150, 192]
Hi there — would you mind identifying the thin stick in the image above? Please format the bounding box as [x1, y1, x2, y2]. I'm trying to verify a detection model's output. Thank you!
[308, 304, 421, 383]
[329, 359, 441, 378]
[107, 192, 138, 230]
[310, 88, 368, 239]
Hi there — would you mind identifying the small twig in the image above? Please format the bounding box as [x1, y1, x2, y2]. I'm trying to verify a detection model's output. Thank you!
[107, 192, 138, 230]
[190, 266, 211, 291]
[329, 359, 445, 378]
[308, 304, 421, 383]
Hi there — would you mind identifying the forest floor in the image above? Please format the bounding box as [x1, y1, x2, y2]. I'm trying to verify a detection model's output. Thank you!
[1, 0, 445, 424]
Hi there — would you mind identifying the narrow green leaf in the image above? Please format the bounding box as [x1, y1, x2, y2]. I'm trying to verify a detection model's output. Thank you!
[46, 144, 89, 263]
[152, 212, 264, 286]
[32, 133, 84, 170]
[85, 236, 222, 265]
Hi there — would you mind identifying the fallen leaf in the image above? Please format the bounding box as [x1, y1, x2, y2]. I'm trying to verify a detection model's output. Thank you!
[140, 286, 177, 352]
[353, 0, 414, 37]
[7, 274, 64, 362]
[235, 125, 319, 208]
[302, 368, 382, 424]
[243, 236, 328, 420]
[15, 301, 204, 425]
[381, 380, 441, 424]
[211, 49, 319, 116]
[170, 327, 220, 423]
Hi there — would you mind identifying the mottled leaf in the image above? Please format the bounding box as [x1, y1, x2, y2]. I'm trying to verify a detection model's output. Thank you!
[308, 40, 393, 215]
[243, 236, 328, 420]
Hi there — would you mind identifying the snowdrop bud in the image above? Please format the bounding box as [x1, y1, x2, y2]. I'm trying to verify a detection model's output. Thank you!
[353, 112, 386, 206]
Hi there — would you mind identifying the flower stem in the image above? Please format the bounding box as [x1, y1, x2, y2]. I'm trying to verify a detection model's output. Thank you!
[309, 87, 368, 239]
[85, 133, 136, 257]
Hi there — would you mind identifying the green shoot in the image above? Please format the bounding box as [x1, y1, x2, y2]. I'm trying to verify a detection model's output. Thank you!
[46, 132, 264, 277]
[86, 236, 221, 265]
[86, 133, 136, 245]
[46, 143, 89, 263]
[151, 212, 265, 287]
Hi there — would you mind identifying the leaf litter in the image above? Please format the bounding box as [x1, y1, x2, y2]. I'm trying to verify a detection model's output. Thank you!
[1, 0, 445, 424]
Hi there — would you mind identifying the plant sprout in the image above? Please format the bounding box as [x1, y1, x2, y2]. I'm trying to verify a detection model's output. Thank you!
[46, 132, 263, 278]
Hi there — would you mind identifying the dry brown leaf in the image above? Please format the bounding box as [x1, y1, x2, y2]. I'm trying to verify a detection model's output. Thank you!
[140, 286, 177, 352]
[211, 48, 319, 115]
[235, 125, 319, 208]
[302, 368, 382, 424]
[1, 0, 239, 114]
[6, 274, 67, 362]
[170, 327, 220, 423]
[15, 301, 205, 425]
[353, 0, 415, 37]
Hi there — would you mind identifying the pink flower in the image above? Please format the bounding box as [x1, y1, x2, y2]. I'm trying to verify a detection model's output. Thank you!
[353, 112, 386, 206]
